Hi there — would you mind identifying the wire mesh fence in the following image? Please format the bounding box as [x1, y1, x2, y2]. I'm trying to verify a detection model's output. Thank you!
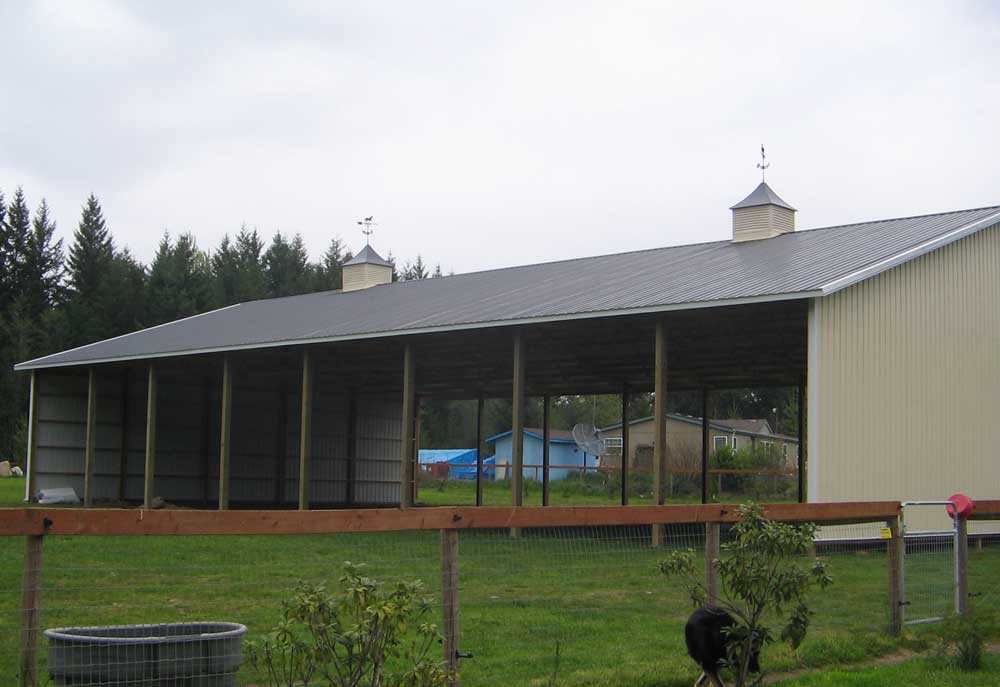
[1, 503, 997, 686]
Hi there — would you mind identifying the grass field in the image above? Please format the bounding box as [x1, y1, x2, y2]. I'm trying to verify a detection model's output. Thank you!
[1, 476, 997, 686]
[773, 654, 1000, 686]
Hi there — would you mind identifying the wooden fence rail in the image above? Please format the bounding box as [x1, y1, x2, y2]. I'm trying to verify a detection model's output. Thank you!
[10, 499, 999, 687]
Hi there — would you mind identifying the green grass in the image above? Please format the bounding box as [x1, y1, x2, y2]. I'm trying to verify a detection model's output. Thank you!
[773, 654, 1000, 686]
[1, 479, 998, 685]
[0, 476, 25, 506]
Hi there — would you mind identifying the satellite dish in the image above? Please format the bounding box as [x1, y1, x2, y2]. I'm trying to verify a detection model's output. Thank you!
[572, 423, 607, 457]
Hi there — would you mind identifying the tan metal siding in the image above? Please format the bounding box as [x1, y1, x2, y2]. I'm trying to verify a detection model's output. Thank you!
[732, 206, 795, 242]
[809, 223, 1000, 526]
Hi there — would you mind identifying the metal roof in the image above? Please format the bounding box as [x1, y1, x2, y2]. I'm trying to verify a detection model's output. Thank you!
[16, 204, 1000, 370]
[343, 244, 393, 267]
[730, 182, 796, 210]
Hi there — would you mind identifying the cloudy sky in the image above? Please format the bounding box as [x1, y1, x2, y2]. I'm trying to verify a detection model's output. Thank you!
[2, 1, 999, 273]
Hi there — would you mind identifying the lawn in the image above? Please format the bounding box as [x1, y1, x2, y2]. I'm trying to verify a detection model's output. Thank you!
[0, 477, 997, 686]
[773, 654, 1000, 686]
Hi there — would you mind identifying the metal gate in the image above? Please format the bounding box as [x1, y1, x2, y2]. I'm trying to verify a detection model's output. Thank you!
[900, 501, 959, 625]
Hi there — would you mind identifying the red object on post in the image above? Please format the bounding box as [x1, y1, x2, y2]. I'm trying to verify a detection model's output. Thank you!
[947, 493, 974, 519]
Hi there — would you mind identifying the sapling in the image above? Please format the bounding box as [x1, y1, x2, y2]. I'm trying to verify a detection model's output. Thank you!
[661, 502, 832, 686]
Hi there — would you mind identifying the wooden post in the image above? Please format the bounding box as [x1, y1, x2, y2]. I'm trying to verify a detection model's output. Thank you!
[143, 364, 157, 510]
[705, 521, 721, 605]
[621, 386, 630, 506]
[888, 515, 903, 635]
[511, 333, 525, 508]
[701, 389, 709, 504]
[542, 394, 551, 507]
[298, 350, 314, 511]
[400, 343, 416, 509]
[346, 391, 358, 507]
[83, 367, 97, 507]
[475, 395, 484, 507]
[956, 515, 969, 615]
[18, 534, 44, 687]
[117, 369, 130, 502]
[218, 355, 233, 510]
[274, 380, 288, 505]
[25, 371, 39, 502]
[797, 375, 806, 503]
[652, 319, 668, 546]
[200, 377, 212, 506]
[440, 529, 460, 684]
[413, 396, 421, 506]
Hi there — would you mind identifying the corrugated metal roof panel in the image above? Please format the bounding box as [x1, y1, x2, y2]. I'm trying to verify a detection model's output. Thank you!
[16, 205, 1000, 370]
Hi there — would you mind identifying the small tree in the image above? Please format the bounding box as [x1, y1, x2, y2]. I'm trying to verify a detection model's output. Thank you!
[661, 503, 832, 686]
[246, 562, 455, 687]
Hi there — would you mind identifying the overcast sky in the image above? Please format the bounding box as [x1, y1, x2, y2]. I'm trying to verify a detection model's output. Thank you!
[2, 1, 999, 274]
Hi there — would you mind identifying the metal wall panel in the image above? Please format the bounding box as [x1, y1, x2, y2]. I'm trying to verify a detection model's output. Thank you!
[354, 394, 403, 504]
[809, 223, 1000, 531]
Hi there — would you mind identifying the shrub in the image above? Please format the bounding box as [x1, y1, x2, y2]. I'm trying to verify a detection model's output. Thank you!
[660, 502, 832, 686]
[246, 563, 455, 687]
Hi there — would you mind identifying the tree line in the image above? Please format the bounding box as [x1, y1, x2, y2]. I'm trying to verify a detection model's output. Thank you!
[0, 187, 443, 462]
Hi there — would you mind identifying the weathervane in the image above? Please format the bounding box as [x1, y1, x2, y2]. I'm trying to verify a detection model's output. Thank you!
[357, 216, 377, 246]
[756, 145, 770, 182]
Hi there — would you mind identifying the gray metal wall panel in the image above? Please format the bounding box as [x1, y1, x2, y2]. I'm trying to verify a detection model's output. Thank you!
[354, 394, 402, 504]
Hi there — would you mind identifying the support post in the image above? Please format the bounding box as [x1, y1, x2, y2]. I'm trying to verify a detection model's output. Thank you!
[218, 355, 232, 510]
[888, 515, 903, 635]
[413, 396, 421, 506]
[143, 364, 157, 509]
[956, 515, 969, 615]
[400, 343, 416, 509]
[274, 380, 288, 505]
[25, 371, 39, 502]
[705, 522, 721, 605]
[475, 395, 484, 507]
[701, 389, 709, 504]
[511, 332, 525, 508]
[797, 375, 806, 503]
[117, 369, 130, 502]
[440, 529, 460, 684]
[346, 391, 358, 507]
[542, 394, 551, 507]
[620, 386, 629, 506]
[200, 377, 212, 505]
[18, 534, 44, 687]
[298, 350, 314, 511]
[83, 367, 97, 507]
[652, 319, 668, 546]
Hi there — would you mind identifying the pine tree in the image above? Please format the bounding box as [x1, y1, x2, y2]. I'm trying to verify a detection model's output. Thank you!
[22, 199, 64, 317]
[67, 194, 114, 300]
[234, 226, 266, 301]
[147, 232, 213, 325]
[264, 231, 311, 297]
[399, 255, 429, 281]
[313, 236, 350, 291]
[2, 188, 31, 310]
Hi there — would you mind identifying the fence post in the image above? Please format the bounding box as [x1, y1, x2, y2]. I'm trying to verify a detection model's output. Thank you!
[18, 534, 44, 687]
[441, 529, 460, 685]
[955, 515, 968, 616]
[887, 515, 903, 635]
[705, 522, 720, 605]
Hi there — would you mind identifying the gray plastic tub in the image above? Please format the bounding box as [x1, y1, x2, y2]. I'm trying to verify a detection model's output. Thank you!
[45, 621, 246, 686]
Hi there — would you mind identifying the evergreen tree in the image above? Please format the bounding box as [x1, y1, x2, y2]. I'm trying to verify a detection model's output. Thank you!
[2, 188, 31, 310]
[312, 236, 351, 291]
[67, 194, 114, 300]
[146, 232, 213, 325]
[432, 263, 443, 278]
[264, 231, 311, 297]
[399, 255, 429, 282]
[22, 199, 64, 317]
[235, 226, 267, 300]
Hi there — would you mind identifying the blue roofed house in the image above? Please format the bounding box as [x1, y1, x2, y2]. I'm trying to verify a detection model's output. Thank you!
[486, 428, 597, 481]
